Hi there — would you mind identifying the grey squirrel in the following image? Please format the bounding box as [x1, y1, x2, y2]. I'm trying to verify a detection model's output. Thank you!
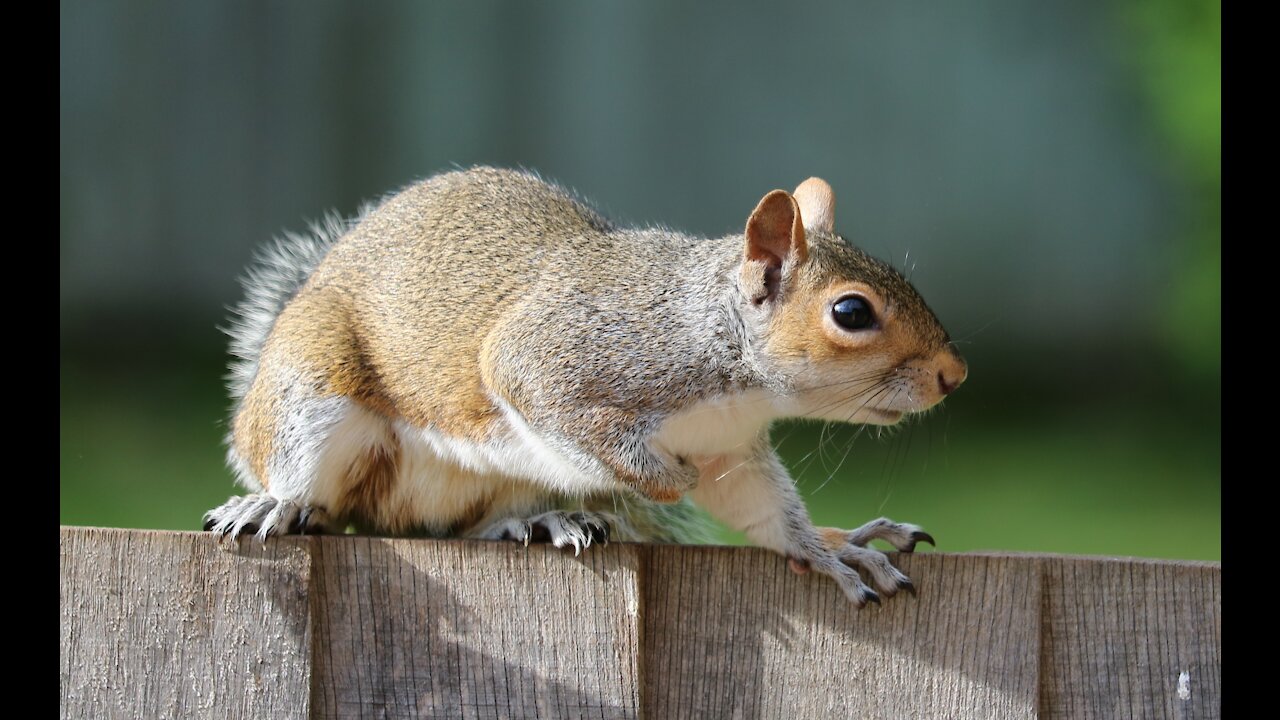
[204, 167, 967, 607]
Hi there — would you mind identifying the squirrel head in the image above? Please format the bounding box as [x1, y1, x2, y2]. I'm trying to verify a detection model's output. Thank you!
[738, 178, 967, 425]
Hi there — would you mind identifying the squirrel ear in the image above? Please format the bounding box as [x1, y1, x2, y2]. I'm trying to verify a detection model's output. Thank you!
[793, 177, 835, 234]
[743, 189, 807, 304]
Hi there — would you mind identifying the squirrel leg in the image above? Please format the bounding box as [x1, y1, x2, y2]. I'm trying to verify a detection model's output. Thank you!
[543, 407, 702, 503]
[611, 442, 701, 503]
[482, 318, 699, 503]
[213, 356, 395, 540]
[579, 411, 701, 503]
[689, 444, 907, 608]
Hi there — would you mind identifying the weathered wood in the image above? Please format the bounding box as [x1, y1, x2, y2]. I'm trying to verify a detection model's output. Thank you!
[59, 528, 1221, 719]
[642, 547, 1041, 719]
[310, 535, 642, 719]
[1040, 556, 1221, 719]
[59, 527, 313, 719]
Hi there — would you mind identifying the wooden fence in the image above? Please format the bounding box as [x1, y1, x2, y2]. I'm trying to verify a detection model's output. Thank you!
[59, 526, 1220, 719]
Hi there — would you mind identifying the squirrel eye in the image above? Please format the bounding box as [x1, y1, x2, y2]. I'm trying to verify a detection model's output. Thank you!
[832, 295, 875, 330]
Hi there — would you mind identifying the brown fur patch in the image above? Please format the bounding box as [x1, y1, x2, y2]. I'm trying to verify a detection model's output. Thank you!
[637, 485, 687, 504]
[232, 367, 279, 489]
[446, 495, 494, 536]
[259, 285, 499, 444]
[339, 433, 401, 523]
[769, 281, 887, 361]
[268, 292, 398, 419]
[819, 526, 850, 551]
[323, 350, 397, 420]
[767, 275, 946, 388]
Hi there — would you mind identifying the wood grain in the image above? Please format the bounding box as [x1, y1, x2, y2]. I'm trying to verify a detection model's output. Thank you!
[59, 527, 313, 719]
[59, 528, 1221, 719]
[642, 546, 1041, 719]
[1040, 556, 1221, 719]
[309, 535, 643, 719]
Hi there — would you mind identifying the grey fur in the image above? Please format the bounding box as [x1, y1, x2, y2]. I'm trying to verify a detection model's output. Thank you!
[214, 167, 966, 608]
[845, 517, 932, 552]
[223, 216, 345, 404]
[263, 384, 352, 496]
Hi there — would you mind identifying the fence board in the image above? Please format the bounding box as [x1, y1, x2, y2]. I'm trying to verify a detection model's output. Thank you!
[310, 535, 642, 719]
[642, 547, 1042, 719]
[58, 528, 1221, 719]
[59, 527, 313, 719]
[1040, 556, 1221, 720]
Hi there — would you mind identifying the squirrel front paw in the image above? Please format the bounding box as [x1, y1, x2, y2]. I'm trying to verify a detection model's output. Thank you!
[477, 510, 613, 556]
[840, 516, 935, 553]
[790, 518, 935, 607]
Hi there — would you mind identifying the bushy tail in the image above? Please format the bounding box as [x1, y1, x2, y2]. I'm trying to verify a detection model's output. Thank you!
[585, 494, 719, 544]
[223, 212, 352, 403]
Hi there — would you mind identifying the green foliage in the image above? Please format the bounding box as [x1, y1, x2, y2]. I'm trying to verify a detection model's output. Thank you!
[1118, 0, 1220, 378]
[58, 1, 1221, 564]
[60, 362, 1220, 561]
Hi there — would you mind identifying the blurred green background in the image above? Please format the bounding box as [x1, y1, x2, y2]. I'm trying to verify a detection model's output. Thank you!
[60, 1, 1219, 560]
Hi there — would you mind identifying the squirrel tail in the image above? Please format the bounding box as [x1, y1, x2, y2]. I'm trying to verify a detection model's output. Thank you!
[223, 209, 362, 403]
[592, 495, 720, 544]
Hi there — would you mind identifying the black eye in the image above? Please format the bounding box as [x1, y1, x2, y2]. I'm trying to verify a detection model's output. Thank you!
[832, 296, 875, 330]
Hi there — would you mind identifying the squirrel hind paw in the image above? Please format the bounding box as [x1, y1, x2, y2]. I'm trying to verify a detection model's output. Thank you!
[476, 510, 613, 555]
[203, 494, 331, 541]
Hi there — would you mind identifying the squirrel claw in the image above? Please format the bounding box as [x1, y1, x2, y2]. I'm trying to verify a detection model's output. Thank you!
[203, 494, 324, 542]
[478, 511, 613, 553]
[909, 531, 936, 550]
[898, 578, 917, 597]
[578, 514, 610, 547]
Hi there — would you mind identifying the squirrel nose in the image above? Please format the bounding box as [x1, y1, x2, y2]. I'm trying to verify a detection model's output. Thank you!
[936, 353, 968, 396]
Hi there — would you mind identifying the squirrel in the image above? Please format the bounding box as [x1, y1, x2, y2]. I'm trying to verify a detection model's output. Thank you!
[204, 166, 967, 607]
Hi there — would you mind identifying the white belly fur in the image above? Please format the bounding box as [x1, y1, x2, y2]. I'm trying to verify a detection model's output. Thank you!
[310, 390, 785, 533]
[652, 389, 787, 460]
